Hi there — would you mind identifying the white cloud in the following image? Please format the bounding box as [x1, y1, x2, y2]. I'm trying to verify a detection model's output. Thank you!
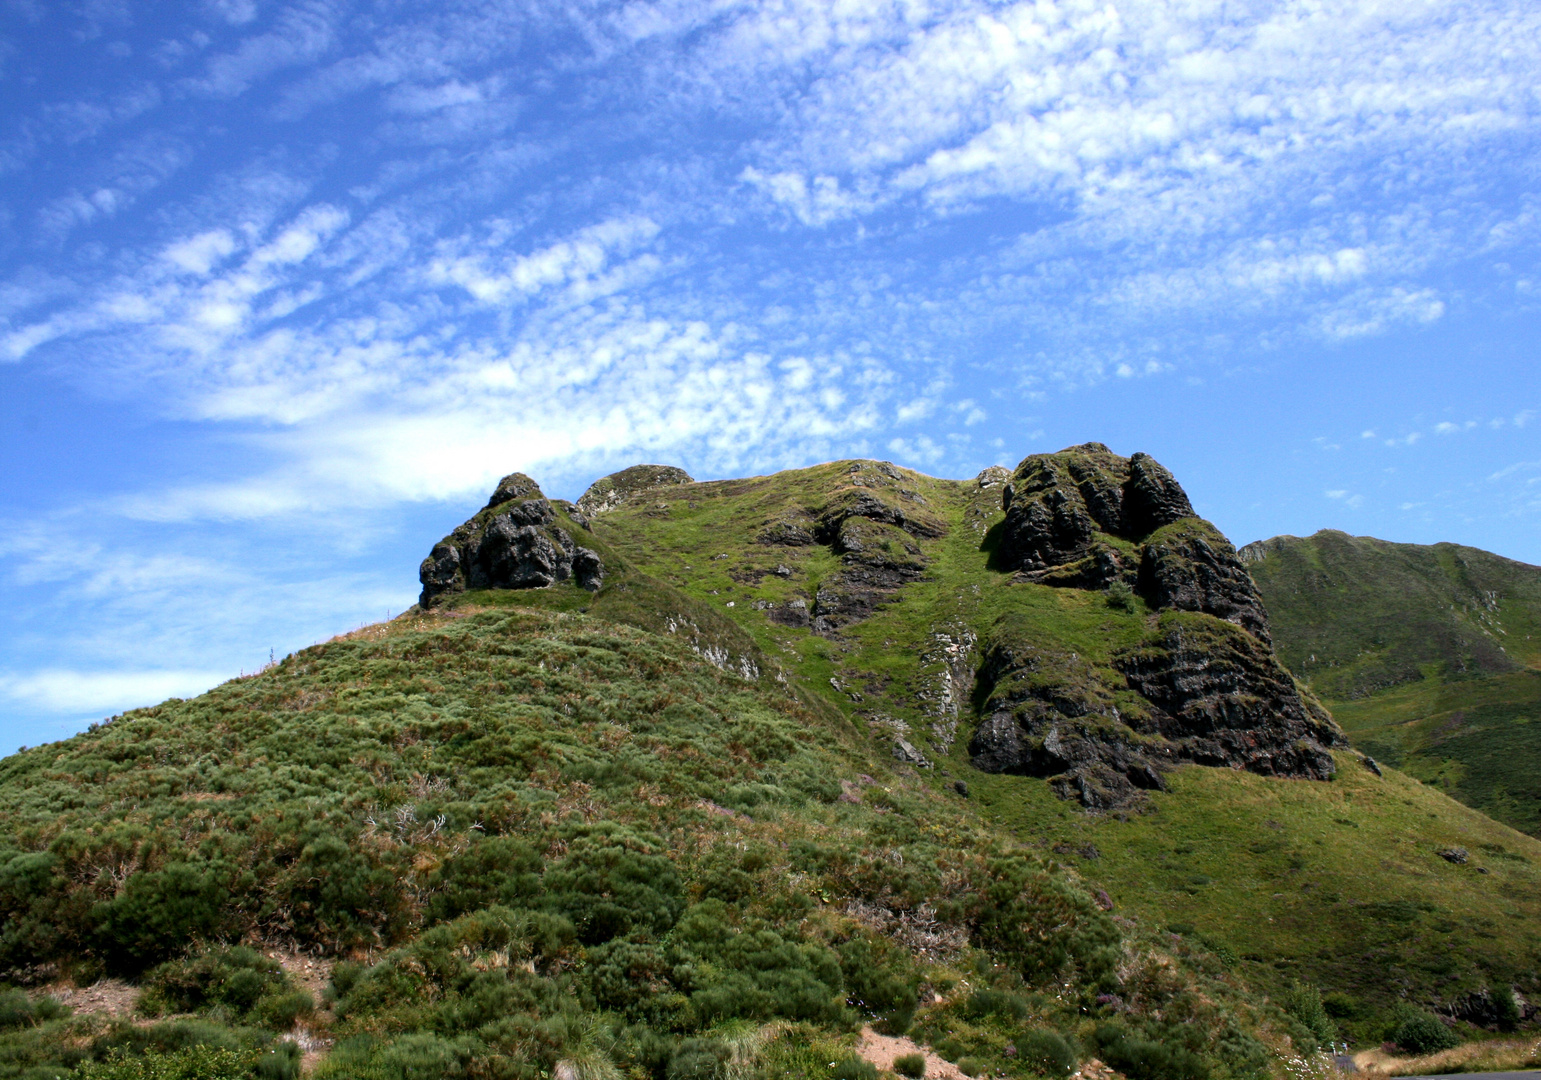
[0, 669, 230, 716]
[429, 217, 662, 306]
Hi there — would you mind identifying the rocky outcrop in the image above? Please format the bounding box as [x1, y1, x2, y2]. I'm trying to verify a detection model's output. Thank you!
[1138, 520, 1271, 643]
[996, 443, 1268, 639]
[576, 464, 693, 517]
[969, 610, 1340, 807]
[419, 474, 604, 608]
[970, 443, 1343, 807]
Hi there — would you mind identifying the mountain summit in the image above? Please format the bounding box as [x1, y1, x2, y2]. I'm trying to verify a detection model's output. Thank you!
[420, 443, 1342, 810]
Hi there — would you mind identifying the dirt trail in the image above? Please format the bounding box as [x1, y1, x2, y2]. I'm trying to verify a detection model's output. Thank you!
[42, 980, 138, 1019]
[853, 1027, 1121, 1080]
[856, 1026, 969, 1080]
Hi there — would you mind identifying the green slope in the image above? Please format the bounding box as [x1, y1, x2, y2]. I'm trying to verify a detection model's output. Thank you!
[2, 457, 1538, 1080]
[1243, 530, 1541, 835]
[584, 461, 1541, 1019]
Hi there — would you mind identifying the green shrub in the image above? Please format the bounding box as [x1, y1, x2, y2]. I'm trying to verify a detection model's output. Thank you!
[0, 988, 37, 1029]
[74, 1047, 257, 1080]
[423, 836, 543, 924]
[668, 1038, 730, 1080]
[544, 825, 684, 944]
[832, 1058, 877, 1080]
[279, 836, 405, 953]
[670, 902, 845, 1025]
[249, 990, 314, 1031]
[1015, 1031, 1077, 1077]
[960, 989, 1027, 1021]
[838, 934, 919, 1034]
[255, 1042, 301, 1080]
[1321, 993, 1363, 1020]
[92, 864, 233, 974]
[892, 1052, 925, 1078]
[140, 948, 299, 1026]
[1390, 1011, 1459, 1054]
[1093, 1024, 1208, 1080]
[1105, 581, 1136, 612]
[955, 1058, 985, 1078]
[961, 858, 1120, 986]
[1280, 981, 1335, 1050]
[1493, 986, 1522, 1032]
[932, 1038, 965, 1062]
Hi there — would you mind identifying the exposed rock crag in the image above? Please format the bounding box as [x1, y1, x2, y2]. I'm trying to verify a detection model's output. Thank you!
[971, 444, 1341, 807]
[419, 473, 604, 608]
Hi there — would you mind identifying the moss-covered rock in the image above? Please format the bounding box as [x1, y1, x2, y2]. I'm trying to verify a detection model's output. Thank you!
[576, 464, 694, 517]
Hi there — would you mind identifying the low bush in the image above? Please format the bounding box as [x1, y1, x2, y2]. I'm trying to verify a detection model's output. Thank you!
[832, 1057, 877, 1080]
[955, 1058, 985, 1078]
[892, 1052, 925, 1078]
[140, 948, 309, 1029]
[1093, 1024, 1208, 1080]
[838, 934, 919, 1035]
[931, 1038, 964, 1062]
[667, 1038, 730, 1080]
[1390, 1011, 1460, 1054]
[1015, 1031, 1077, 1077]
[960, 989, 1027, 1021]
[1280, 981, 1335, 1050]
[544, 825, 684, 945]
[0, 988, 67, 1029]
[74, 1047, 259, 1080]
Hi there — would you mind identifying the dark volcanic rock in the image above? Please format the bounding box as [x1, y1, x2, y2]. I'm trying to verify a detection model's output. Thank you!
[970, 609, 1340, 806]
[817, 490, 946, 541]
[577, 464, 693, 517]
[972, 442, 1343, 808]
[1138, 520, 1272, 642]
[756, 520, 817, 546]
[1122, 453, 1195, 536]
[997, 443, 1271, 641]
[419, 475, 603, 607]
[1114, 613, 1338, 778]
[967, 630, 1172, 810]
[485, 472, 544, 511]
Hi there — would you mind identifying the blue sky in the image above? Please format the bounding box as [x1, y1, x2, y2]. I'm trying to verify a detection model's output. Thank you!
[2, 0, 1538, 749]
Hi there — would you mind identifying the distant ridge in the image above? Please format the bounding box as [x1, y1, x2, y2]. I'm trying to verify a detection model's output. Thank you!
[1246, 529, 1541, 835]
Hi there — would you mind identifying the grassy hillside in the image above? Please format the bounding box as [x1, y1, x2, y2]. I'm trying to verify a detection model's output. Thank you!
[1, 458, 1538, 1080]
[1243, 530, 1541, 835]
[584, 462, 1541, 1016]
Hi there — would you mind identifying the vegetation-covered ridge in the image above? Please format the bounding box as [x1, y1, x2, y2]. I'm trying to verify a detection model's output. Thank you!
[1, 447, 1538, 1080]
[1244, 530, 1541, 836]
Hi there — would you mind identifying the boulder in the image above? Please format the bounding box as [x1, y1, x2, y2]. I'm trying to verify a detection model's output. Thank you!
[418, 474, 604, 607]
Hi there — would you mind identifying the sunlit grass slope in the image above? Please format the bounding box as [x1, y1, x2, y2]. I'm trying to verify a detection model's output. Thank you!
[587, 463, 1541, 1017]
[1245, 530, 1541, 835]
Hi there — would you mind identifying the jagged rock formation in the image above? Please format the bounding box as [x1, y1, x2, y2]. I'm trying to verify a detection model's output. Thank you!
[807, 462, 945, 634]
[998, 443, 1270, 637]
[577, 464, 693, 517]
[971, 444, 1340, 807]
[419, 473, 604, 607]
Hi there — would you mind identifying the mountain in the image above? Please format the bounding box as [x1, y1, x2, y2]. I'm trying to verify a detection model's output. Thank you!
[1, 446, 1537, 1080]
[1242, 530, 1541, 836]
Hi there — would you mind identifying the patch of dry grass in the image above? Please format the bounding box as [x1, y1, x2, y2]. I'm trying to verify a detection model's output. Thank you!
[1353, 1035, 1541, 1076]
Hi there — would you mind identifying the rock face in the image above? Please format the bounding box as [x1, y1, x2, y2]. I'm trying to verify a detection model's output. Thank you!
[807, 462, 946, 634]
[971, 444, 1341, 807]
[997, 443, 1269, 636]
[576, 464, 693, 517]
[419, 473, 604, 608]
